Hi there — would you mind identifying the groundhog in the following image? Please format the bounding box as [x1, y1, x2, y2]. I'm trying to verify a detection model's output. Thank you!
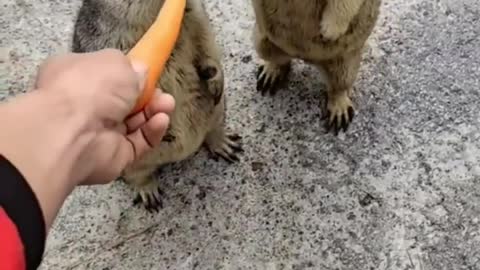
[71, 0, 243, 211]
[251, 0, 382, 134]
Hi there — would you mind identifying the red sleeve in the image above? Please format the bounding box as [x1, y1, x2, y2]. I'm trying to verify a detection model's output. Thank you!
[0, 207, 26, 270]
[0, 155, 46, 270]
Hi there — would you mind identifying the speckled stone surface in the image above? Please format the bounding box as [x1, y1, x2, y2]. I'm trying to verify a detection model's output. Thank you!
[2, 0, 480, 269]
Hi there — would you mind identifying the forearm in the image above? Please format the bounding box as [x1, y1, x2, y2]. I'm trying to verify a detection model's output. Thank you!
[0, 89, 94, 231]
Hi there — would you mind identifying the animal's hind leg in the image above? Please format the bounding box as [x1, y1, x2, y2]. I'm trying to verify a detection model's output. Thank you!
[316, 49, 363, 135]
[193, 9, 225, 106]
[254, 24, 292, 96]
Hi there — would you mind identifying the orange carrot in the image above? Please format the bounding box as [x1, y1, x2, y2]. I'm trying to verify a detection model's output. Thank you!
[127, 0, 186, 115]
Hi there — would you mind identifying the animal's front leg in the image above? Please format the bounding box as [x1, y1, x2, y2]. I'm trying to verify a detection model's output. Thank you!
[205, 126, 243, 163]
[253, 24, 292, 96]
[193, 18, 225, 106]
[196, 57, 224, 106]
[320, 0, 365, 41]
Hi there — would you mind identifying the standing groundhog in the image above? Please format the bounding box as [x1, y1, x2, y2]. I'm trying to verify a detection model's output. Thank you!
[71, 0, 243, 211]
[251, 0, 382, 134]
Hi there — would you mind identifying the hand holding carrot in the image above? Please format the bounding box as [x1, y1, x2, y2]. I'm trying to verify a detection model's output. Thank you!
[34, 49, 175, 184]
[0, 49, 176, 236]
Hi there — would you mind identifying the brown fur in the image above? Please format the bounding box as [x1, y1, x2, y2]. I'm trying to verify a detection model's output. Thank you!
[71, 0, 243, 211]
[251, 0, 382, 134]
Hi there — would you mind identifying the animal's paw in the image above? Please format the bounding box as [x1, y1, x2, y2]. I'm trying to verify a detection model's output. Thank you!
[320, 17, 349, 41]
[256, 62, 290, 96]
[324, 93, 355, 135]
[198, 58, 224, 105]
[207, 134, 243, 163]
[132, 180, 165, 212]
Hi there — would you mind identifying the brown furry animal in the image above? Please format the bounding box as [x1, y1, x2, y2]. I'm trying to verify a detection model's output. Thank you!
[251, 0, 382, 134]
[72, 0, 243, 211]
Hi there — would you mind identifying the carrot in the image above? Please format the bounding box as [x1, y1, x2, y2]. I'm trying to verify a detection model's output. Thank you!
[127, 0, 186, 115]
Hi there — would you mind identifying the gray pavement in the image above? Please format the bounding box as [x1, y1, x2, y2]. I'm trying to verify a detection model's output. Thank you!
[1, 0, 480, 269]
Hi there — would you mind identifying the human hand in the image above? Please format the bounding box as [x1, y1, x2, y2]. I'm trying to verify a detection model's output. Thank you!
[34, 49, 175, 185]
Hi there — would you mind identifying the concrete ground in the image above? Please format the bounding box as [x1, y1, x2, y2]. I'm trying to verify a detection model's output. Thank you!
[1, 0, 480, 269]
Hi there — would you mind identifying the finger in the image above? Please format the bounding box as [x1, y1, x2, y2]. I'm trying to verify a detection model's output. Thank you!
[109, 56, 148, 114]
[141, 113, 170, 147]
[125, 91, 175, 132]
[80, 130, 135, 185]
[130, 60, 148, 91]
[97, 64, 148, 124]
[145, 91, 176, 118]
[83, 112, 169, 185]
[109, 60, 148, 117]
[125, 110, 148, 133]
[114, 122, 128, 135]
[126, 113, 170, 159]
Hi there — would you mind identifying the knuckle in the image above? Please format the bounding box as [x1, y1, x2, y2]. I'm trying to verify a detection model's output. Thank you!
[99, 48, 136, 81]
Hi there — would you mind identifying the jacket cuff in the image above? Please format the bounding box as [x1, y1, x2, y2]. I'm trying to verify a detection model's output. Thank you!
[0, 155, 46, 270]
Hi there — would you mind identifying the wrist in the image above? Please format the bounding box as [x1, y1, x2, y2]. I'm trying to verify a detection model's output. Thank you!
[0, 89, 95, 229]
[2, 89, 96, 182]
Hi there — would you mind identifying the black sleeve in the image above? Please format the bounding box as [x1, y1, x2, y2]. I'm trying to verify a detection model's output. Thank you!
[0, 155, 46, 270]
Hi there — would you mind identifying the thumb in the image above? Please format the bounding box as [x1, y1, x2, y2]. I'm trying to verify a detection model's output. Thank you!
[128, 61, 148, 110]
